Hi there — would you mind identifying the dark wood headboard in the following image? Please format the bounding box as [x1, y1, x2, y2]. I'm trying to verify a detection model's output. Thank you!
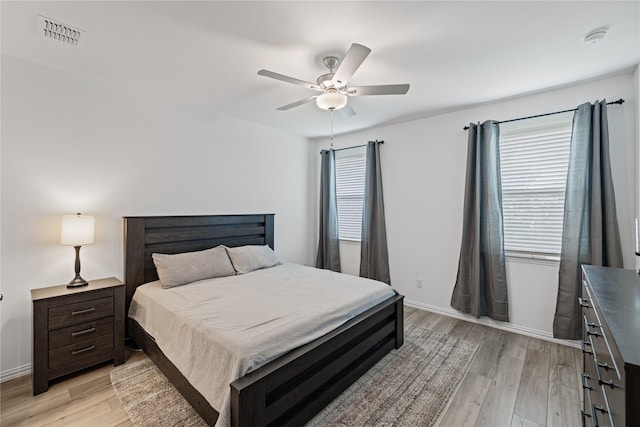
[123, 214, 274, 312]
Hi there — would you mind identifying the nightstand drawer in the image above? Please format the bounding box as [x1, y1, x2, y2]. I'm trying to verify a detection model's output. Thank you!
[48, 296, 113, 329]
[48, 333, 114, 379]
[49, 317, 114, 349]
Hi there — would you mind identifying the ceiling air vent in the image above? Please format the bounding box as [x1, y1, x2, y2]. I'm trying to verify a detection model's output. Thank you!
[38, 15, 83, 46]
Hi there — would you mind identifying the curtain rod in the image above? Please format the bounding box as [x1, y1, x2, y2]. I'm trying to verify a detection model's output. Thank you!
[462, 98, 625, 131]
[320, 140, 384, 154]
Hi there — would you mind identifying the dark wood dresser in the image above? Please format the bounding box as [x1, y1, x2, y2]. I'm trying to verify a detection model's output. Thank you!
[581, 266, 640, 427]
[31, 277, 125, 395]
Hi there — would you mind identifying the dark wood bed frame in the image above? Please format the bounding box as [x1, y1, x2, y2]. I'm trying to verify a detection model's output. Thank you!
[123, 214, 404, 427]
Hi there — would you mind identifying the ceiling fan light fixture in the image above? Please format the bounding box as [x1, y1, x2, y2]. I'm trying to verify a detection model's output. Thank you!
[316, 89, 347, 111]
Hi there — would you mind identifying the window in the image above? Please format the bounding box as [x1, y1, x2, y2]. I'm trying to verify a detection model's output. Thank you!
[335, 147, 366, 241]
[499, 116, 572, 258]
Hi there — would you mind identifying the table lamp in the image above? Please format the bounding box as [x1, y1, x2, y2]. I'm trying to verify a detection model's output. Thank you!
[60, 213, 94, 287]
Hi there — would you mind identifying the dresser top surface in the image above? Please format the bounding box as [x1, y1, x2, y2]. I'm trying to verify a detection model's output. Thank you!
[582, 265, 640, 367]
[31, 277, 123, 301]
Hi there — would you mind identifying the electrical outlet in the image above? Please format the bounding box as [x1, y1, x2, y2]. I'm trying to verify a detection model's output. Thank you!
[416, 278, 423, 288]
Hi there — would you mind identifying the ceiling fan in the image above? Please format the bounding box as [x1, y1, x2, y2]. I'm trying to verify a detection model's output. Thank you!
[258, 43, 409, 116]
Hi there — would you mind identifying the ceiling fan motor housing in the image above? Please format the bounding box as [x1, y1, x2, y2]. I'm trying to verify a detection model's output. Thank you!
[318, 56, 343, 89]
[317, 73, 337, 89]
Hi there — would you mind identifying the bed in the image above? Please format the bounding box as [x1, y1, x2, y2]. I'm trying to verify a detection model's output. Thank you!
[124, 214, 404, 427]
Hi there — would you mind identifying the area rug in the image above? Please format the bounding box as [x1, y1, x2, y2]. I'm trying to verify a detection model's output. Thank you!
[111, 326, 478, 427]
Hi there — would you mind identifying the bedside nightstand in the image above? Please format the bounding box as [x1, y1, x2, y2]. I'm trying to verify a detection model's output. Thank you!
[31, 277, 125, 395]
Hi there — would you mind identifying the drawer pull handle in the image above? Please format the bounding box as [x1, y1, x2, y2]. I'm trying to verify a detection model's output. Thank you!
[71, 327, 96, 337]
[579, 297, 591, 308]
[587, 322, 601, 329]
[71, 307, 96, 316]
[595, 361, 616, 388]
[598, 362, 611, 371]
[580, 340, 593, 355]
[593, 404, 608, 414]
[581, 373, 594, 390]
[71, 345, 95, 355]
[584, 317, 601, 337]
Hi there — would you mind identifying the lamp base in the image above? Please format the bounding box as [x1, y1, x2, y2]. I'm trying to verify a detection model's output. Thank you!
[67, 275, 88, 288]
[67, 245, 89, 287]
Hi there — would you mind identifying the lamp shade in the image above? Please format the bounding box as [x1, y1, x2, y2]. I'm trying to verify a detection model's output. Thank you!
[61, 214, 95, 246]
[316, 90, 347, 111]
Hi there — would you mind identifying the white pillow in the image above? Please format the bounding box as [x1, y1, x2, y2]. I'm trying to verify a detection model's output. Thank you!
[225, 245, 280, 274]
[152, 246, 236, 288]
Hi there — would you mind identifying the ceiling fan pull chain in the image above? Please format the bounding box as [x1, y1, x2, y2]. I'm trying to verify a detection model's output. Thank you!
[330, 110, 334, 147]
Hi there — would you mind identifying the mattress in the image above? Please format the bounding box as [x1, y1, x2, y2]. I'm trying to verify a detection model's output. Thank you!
[128, 262, 395, 427]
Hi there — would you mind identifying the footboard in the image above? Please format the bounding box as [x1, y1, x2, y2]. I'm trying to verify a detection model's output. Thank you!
[230, 294, 404, 427]
[130, 319, 220, 424]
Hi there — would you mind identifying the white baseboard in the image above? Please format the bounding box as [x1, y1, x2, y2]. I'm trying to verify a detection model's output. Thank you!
[1, 363, 31, 383]
[404, 299, 580, 349]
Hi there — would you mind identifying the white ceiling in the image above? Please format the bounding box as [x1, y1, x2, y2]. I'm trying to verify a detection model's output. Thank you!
[2, 1, 639, 139]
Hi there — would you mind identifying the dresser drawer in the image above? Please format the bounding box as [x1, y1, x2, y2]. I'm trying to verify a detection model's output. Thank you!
[583, 305, 601, 333]
[581, 282, 600, 326]
[583, 383, 595, 427]
[591, 335, 621, 385]
[586, 377, 614, 427]
[591, 402, 614, 427]
[49, 317, 114, 350]
[48, 296, 114, 329]
[48, 333, 114, 379]
[603, 384, 625, 427]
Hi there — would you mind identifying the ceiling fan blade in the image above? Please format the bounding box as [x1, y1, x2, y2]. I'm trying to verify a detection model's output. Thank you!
[258, 70, 321, 90]
[339, 105, 356, 118]
[347, 84, 410, 96]
[276, 96, 317, 111]
[332, 43, 371, 87]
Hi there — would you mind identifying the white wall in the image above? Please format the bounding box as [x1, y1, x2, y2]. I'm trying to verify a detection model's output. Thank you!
[0, 55, 316, 380]
[317, 73, 638, 342]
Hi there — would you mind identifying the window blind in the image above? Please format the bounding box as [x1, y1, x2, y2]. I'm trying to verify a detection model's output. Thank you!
[335, 148, 366, 241]
[499, 124, 572, 256]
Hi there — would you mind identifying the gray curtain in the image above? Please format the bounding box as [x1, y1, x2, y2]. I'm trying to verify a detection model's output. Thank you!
[360, 141, 391, 284]
[553, 101, 623, 339]
[451, 121, 509, 321]
[316, 149, 341, 271]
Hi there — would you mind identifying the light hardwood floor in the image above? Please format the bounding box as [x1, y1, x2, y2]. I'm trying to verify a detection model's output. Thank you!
[1, 307, 582, 426]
